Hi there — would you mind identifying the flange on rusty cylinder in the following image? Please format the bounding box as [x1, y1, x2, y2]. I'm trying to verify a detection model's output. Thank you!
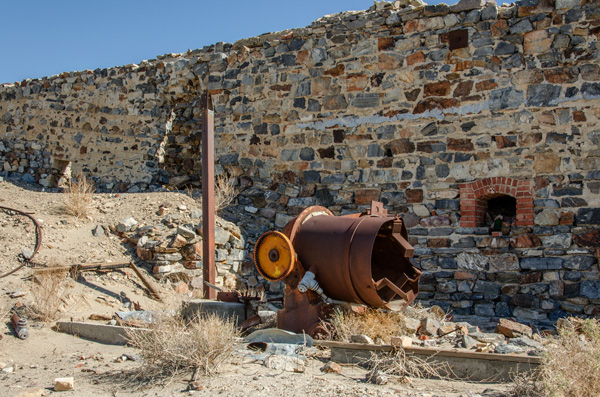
[254, 201, 422, 334]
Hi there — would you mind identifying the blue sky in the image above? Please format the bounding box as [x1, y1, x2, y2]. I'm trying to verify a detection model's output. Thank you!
[0, 0, 444, 84]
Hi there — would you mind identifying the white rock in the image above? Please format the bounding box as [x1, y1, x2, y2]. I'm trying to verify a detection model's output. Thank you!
[54, 377, 75, 391]
[264, 355, 305, 373]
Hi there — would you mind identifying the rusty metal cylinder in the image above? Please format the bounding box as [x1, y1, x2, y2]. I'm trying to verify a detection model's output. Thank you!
[292, 213, 420, 310]
[11, 313, 28, 340]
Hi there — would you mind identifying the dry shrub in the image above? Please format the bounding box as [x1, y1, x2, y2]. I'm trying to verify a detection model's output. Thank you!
[511, 370, 544, 397]
[62, 174, 95, 218]
[330, 308, 406, 343]
[214, 173, 237, 213]
[329, 303, 446, 344]
[533, 317, 600, 396]
[28, 267, 71, 322]
[188, 174, 238, 214]
[126, 312, 239, 381]
[365, 350, 451, 379]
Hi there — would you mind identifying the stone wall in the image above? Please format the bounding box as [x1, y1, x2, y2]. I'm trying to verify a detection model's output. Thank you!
[1, 0, 600, 326]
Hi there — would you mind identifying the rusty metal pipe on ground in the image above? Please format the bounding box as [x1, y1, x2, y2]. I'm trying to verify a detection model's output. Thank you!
[11, 313, 29, 340]
[254, 201, 422, 336]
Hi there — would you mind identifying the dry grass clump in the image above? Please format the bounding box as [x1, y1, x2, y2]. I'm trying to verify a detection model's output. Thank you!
[532, 317, 600, 397]
[330, 308, 407, 343]
[329, 303, 446, 344]
[365, 350, 451, 379]
[62, 174, 95, 218]
[511, 370, 545, 397]
[28, 267, 71, 322]
[126, 312, 239, 381]
[214, 174, 237, 213]
[188, 173, 238, 214]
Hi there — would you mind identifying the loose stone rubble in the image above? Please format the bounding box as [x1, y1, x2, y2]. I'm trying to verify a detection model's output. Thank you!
[113, 209, 249, 290]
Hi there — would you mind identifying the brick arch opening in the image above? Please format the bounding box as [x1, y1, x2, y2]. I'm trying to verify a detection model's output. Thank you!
[459, 177, 534, 227]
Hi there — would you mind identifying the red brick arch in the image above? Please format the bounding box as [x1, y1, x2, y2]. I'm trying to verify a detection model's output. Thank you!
[459, 177, 534, 227]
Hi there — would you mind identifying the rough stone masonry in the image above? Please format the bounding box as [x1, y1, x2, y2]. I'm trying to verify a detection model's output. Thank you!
[1, 0, 599, 327]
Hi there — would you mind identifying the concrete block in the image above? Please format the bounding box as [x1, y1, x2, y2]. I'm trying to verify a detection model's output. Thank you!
[55, 321, 149, 345]
[182, 299, 246, 325]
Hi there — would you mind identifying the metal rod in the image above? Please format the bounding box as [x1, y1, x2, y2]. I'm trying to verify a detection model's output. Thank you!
[201, 93, 216, 300]
[129, 262, 162, 302]
[0, 205, 43, 278]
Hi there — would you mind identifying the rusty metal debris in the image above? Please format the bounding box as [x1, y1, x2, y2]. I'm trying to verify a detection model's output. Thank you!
[11, 312, 29, 339]
[254, 201, 422, 336]
[33, 261, 162, 302]
[0, 206, 43, 278]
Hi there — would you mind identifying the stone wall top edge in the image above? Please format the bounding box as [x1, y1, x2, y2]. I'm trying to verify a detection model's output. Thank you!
[0, 0, 541, 91]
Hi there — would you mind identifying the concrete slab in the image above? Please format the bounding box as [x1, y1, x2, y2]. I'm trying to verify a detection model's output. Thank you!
[55, 321, 149, 345]
[182, 299, 246, 325]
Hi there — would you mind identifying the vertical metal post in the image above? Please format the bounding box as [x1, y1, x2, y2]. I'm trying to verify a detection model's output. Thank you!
[201, 93, 216, 300]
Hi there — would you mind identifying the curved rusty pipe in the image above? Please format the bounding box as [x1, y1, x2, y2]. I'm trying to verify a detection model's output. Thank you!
[0, 206, 43, 278]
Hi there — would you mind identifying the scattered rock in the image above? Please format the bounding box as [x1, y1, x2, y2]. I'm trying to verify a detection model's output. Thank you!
[116, 217, 137, 233]
[418, 318, 440, 336]
[459, 334, 479, 349]
[320, 361, 342, 373]
[188, 381, 204, 391]
[470, 332, 506, 344]
[54, 377, 75, 391]
[391, 335, 413, 348]
[495, 344, 525, 354]
[496, 318, 533, 338]
[264, 355, 305, 373]
[366, 369, 388, 385]
[404, 318, 421, 334]
[509, 336, 543, 350]
[92, 224, 105, 237]
[351, 334, 374, 344]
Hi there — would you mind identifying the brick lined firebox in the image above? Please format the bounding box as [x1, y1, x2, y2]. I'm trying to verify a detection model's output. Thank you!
[459, 177, 534, 227]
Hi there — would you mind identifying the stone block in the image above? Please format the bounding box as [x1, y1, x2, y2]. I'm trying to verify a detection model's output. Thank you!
[576, 208, 600, 225]
[496, 318, 533, 338]
[489, 87, 524, 111]
[419, 318, 440, 336]
[520, 257, 563, 270]
[563, 256, 595, 270]
[391, 336, 413, 348]
[581, 281, 600, 299]
[488, 254, 519, 271]
[527, 84, 561, 107]
[541, 234, 572, 249]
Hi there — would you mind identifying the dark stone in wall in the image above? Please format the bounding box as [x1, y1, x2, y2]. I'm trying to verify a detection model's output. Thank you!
[526, 84, 562, 107]
[303, 170, 321, 184]
[520, 257, 563, 270]
[489, 87, 524, 110]
[576, 208, 600, 224]
[435, 199, 460, 210]
[581, 281, 600, 299]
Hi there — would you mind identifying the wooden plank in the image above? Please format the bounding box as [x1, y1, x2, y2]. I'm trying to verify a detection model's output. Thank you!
[314, 340, 541, 364]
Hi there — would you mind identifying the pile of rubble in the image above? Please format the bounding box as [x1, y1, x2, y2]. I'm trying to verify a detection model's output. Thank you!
[358, 315, 544, 356]
[110, 203, 249, 292]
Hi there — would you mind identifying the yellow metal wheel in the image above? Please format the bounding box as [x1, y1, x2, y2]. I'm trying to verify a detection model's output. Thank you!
[254, 231, 295, 281]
